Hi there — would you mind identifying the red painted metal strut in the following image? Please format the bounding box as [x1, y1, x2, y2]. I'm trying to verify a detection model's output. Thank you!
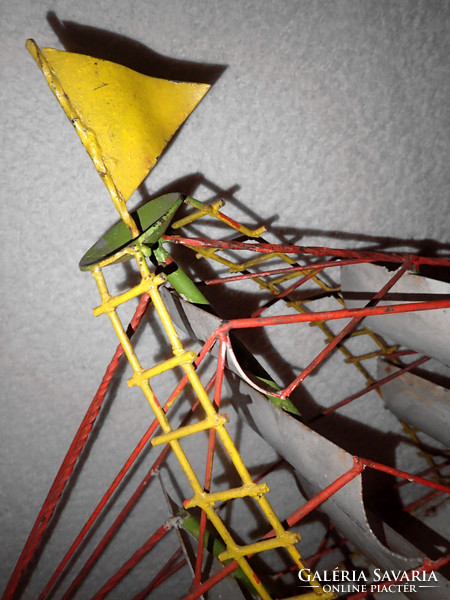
[205, 257, 375, 286]
[359, 459, 450, 494]
[62, 374, 218, 599]
[163, 234, 450, 267]
[346, 554, 450, 600]
[182, 454, 450, 600]
[2, 294, 151, 600]
[318, 355, 430, 417]
[90, 523, 173, 600]
[131, 548, 186, 600]
[220, 299, 450, 334]
[181, 560, 241, 600]
[193, 338, 227, 588]
[277, 261, 412, 398]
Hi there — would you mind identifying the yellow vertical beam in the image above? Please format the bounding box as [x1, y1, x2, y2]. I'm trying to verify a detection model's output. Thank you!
[90, 244, 329, 599]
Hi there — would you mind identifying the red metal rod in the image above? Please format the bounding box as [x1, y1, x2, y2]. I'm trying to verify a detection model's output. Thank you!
[193, 337, 227, 586]
[2, 293, 151, 600]
[130, 548, 185, 600]
[180, 560, 240, 600]
[163, 235, 450, 267]
[62, 373, 218, 599]
[63, 368, 218, 599]
[90, 523, 173, 600]
[61, 443, 173, 600]
[394, 461, 450, 490]
[319, 355, 430, 416]
[221, 299, 450, 335]
[423, 554, 450, 571]
[346, 554, 450, 600]
[384, 349, 417, 358]
[136, 559, 186, 599]
[403, 490, 442, 513]
[285, 457, 364, 529]
[278, 261, 412, 398]
[39, 418, 164, 600]
[360, 459, 450, 494]
[260, 458, 364, 542]
[205, 258, 372, 286]
[193, 510, 208, 589]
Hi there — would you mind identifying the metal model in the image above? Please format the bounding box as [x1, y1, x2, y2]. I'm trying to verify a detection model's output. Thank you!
[4, 40, 450, 600]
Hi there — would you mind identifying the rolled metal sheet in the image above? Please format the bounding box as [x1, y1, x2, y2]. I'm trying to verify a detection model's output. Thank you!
[341, 263, 450, 366]
[161, 287, 450, 598]
[378, 361, 450, 447]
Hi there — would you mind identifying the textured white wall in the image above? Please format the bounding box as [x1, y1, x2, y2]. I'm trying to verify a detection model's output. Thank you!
[1, 1, 449, 598]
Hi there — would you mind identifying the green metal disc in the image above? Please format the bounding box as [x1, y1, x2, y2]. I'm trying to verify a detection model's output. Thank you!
[79, 192, 184, 271]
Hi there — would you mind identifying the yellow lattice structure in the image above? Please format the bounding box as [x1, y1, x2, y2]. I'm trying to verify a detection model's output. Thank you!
[23, 39, 339, 599]
[88, 241, 331, 600]
[172, 198, 398, 391]
[172, 197, 444, 478]
[23, 37, 446, 599]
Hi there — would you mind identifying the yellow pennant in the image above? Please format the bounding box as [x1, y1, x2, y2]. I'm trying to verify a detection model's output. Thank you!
[27, 39, 209, 234]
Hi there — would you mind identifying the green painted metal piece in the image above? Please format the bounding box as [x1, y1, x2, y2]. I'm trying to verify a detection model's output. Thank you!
[154, 240, 300, 416]
[79, 192, 184, 270]
[258, 376, 300, 416]
[153, 242, 210, 305]
[229, 336, 301, 416]
[79, 191, 300, 416]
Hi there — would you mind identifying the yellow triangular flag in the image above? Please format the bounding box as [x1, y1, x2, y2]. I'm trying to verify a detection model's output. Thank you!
[27, 40, 209, 233]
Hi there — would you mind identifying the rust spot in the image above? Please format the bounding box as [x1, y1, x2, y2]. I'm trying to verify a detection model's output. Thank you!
[99, 171, 107, 178]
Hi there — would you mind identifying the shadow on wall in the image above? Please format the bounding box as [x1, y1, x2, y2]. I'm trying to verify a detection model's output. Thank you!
[46, 12, 450, 262]
[12, 20, 450, 599]
[47, 11, 226, 84]
[47, 8, 450, 539]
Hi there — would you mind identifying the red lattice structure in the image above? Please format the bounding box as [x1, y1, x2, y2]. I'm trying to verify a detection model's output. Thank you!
[4, 197, 450, 600]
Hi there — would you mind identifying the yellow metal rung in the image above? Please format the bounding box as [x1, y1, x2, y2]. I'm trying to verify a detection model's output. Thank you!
[181, 197, 266, 237]
[228, 253, 279, 273]
[128, 351, 197, 387]
[344, 350, 385, 364]
[172, 199, 225, 229]
[185, 482, 269, 509]
[93, 274, 167, 315]
[151, 413, 229, 446]
[193, 247, 219, 260]
[218, 531, 301, 561]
